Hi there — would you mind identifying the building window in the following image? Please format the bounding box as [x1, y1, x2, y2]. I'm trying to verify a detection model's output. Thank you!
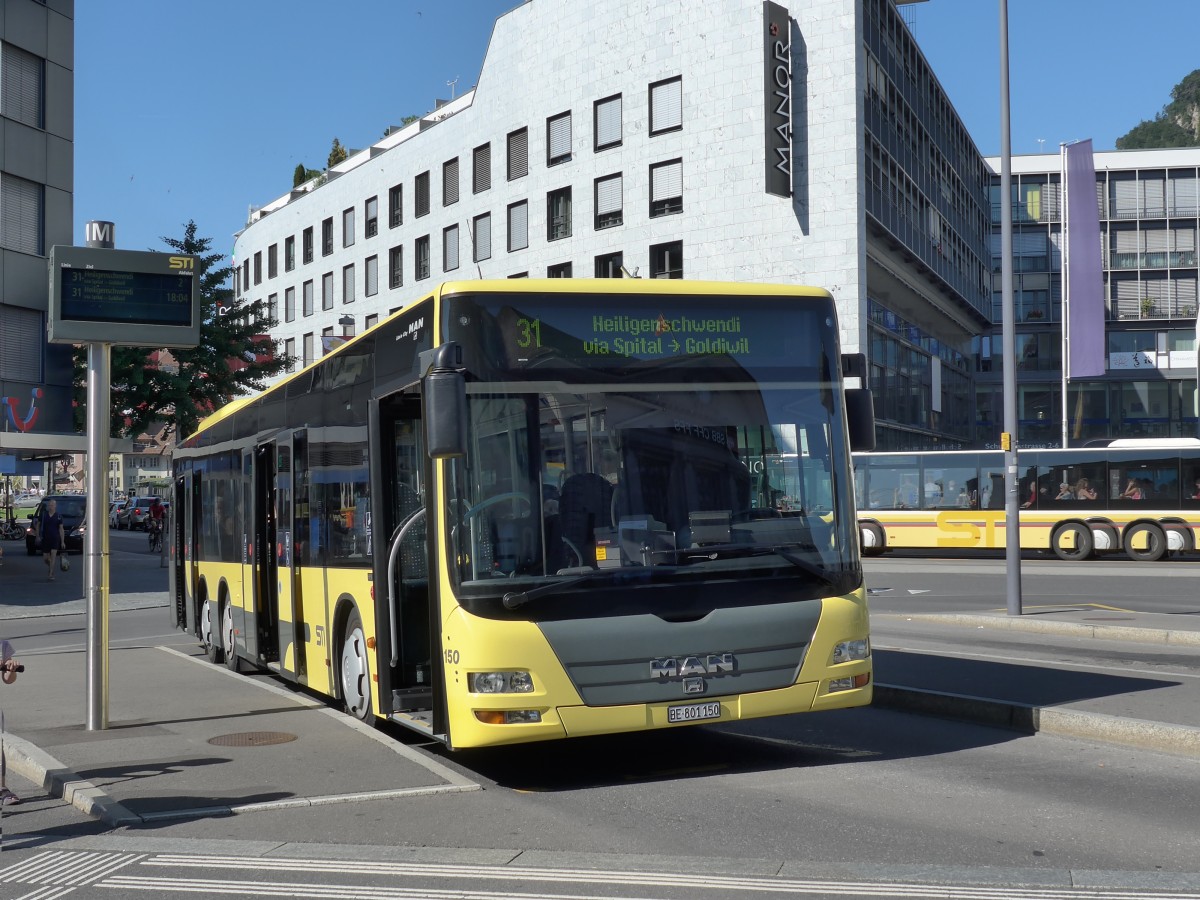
[321, 325, 334, 354]
[365, 196, 378, 237]
[595, 251, 623, 278]
[473, 143, 491, 193]
[443, 158, 460, 206]
[284, 286, 296, 322]
[322, 217, 334, 256]
[415, 171, 431, 217]
[650, 158, 683, 217]
[548, 262, 572, 278]
[649, 240, 683, 279]
[365, 314, 379, 330]
[0, 306, 43, 381]
[365, 255, 379, 296]
[649, 76, 683, 135]
[0, 173, 43, 255]
[268, 293, 278, 324]
[509, 272, 529, 278]
[389, 184, 402, 228]
[507, 127, 528, 180]
[594, 94, 622, 151]
[241, 260, 249, 293]
[443, 224, 460, 272]
[253, 251, 262, 285]
[268, 244, 278, 279]
[472, 213, 492, 262]
[322, 272, 334, 310]
[302, 279, 314, 316]
[508, 201, 528, 252]
[389, 245, 403, 289]
[415, 235, 430, 280]
[1, 42, 44, 129]
[547, 111, 572, 166]
[303, 333, 314, 368]
[285, 236, 296, 271]
[595, 174, 622, 229]
[303, 227, 314, 264]
[547, 187, 572, 241]
[284, 338, 296, 373]
[342, 264, 355, 303]
[342, 207, 355, 247]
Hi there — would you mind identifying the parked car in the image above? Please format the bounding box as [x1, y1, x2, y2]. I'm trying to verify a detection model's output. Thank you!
[25, 494, 87, 555]
[118, 497, 162, 531]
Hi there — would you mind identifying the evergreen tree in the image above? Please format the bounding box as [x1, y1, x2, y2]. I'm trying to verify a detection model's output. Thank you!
[73, 221, 292, 442]
[327, 137, 348, 168]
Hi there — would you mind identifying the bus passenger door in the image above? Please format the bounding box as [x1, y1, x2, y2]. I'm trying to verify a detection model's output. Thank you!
[253, 441, 281, 666]
[374, 394, 434, 715]
[256, 434, 302, 679]
[239, 449, 261, 662]
[171, 472, 197, 634]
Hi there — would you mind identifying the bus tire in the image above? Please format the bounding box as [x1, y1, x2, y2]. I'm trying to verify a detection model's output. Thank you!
[859, 522, 885, 557]
[222, 602, 244, 673]
[1051, 523, 1093, 561]
[1124, 523, 1166, 562]
[340, 610, 373, 722]
[202, 594, 224, 664]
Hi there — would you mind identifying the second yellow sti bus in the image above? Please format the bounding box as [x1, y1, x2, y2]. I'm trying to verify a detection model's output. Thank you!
[170, 279, 875, 749]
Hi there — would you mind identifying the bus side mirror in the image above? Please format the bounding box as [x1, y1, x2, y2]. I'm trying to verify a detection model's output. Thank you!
[845, 389, 876, 452]
[422, 342, 467, 459]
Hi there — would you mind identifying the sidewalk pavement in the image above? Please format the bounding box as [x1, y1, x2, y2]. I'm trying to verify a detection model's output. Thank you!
[1, 590, 1197, 829]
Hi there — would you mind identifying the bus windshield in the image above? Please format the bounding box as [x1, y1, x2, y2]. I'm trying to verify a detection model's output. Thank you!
[443, 291, 860, 609]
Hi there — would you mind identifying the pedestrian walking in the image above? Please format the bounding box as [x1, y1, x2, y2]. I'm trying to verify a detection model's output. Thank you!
[34, 498, 65, 581]
[1, 640, 22, 809]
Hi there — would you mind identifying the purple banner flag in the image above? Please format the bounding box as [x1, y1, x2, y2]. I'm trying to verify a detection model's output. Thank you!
[1064, 139, 1105, 378]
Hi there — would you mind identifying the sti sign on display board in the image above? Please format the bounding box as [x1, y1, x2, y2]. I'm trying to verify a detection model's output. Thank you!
[47, 245, 200, 347]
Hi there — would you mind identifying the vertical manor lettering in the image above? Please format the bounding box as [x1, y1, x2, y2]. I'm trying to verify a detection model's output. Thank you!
[763, 1, 792, 198]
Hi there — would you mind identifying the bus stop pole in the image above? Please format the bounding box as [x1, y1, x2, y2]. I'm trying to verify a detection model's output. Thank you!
[999, 0, 1022, 616]
[85, 341, 111, 729]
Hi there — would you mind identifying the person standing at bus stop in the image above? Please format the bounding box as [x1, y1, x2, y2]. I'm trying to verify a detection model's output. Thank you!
[35, 498, 65, 581]
[1, 645, 21, 805]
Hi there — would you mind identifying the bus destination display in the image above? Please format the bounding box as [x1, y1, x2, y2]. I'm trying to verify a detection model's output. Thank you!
[60, 266, 194, 326]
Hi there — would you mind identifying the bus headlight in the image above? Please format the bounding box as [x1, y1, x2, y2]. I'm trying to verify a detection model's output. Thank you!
[831, 639, 870, 664]
[469, 671, 534, 694]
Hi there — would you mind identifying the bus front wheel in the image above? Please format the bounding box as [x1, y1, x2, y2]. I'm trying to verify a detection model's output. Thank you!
[340, 611, 373, 722]
[1051, 523, 1093, 561]
[1124, 523, 1166, 562]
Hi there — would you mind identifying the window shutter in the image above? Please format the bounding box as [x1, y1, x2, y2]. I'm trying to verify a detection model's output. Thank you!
[2, 43, 43, 128]
[443, 159, 460, 206]
[1111, 180, 1138, 218]
[473, 145, 491, 193]
[365, 256, 378, 294]
[444, 225, 459, 271]
[651, 161, 682, 201]
[596, 175, 622, 214]
[596, 96, 621, 148]
[0, 305, 41, 381]
[507, 130, 528, 180]
[651, 79, 682, 132]
[509, 202, 528, 251]
[415, 172, 430, 216]
[548, 114, 571, 161]
[474, 214, 491, 262]
[1, 173, 42, 255]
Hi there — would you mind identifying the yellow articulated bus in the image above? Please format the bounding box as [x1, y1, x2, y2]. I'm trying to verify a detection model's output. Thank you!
[170, 279, 875, 749]
[854, 440, 1200, 562]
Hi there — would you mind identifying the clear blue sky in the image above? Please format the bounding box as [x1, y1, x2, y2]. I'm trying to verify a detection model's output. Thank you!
[74, 1, 1199, 262]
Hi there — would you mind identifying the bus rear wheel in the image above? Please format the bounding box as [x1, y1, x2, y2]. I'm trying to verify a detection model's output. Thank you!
[340, 611, 373, 722]
[202, 596, 223, 664]
[1124, 523, 1166, 562]
[1051, 523, 1093, 561]
[222, 603, 244, 673]
[859, 522, 885, 557]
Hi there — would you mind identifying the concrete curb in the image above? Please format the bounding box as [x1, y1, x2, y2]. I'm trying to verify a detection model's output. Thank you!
[4, 731, 142, 826]
[874, 684, 1200, 758]
[875, 612, 1200, 646]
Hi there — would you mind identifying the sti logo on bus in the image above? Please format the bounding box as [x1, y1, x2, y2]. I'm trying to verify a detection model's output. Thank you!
[650, 653, 736, 680]
[168, 256, 194, 270]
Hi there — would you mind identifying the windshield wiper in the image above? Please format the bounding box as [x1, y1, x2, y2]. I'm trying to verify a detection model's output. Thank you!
[680, 542, 837, 588]
[502, 570, 612, 610]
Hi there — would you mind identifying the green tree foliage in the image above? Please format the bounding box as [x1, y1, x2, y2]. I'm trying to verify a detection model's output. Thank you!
[72, 221, 292, 441]
[292, 162, 323, 187]
[327, 137, 348, 168]
[1116, 69, 1200, 149]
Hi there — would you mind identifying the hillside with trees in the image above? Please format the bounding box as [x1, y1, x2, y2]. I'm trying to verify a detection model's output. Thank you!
[1116, 70, 1200, 149]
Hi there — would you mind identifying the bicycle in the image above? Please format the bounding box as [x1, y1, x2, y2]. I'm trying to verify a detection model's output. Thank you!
[147, 519, 164, 553]
[0, 521, 25, 541]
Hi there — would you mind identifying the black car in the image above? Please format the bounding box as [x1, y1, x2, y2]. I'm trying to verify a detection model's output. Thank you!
[25, 494, 87, 555]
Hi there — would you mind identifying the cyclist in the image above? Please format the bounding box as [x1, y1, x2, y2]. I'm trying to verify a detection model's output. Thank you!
[148, 497, 165, 550]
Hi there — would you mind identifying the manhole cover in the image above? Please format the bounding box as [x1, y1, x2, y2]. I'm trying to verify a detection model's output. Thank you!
[208, 731, 297, 747]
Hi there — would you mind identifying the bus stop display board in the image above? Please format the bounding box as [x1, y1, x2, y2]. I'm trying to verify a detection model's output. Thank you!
[48, 245, 201, 348]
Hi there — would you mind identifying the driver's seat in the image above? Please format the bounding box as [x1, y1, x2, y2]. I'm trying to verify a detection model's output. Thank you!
[556, 473, 613, 568]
